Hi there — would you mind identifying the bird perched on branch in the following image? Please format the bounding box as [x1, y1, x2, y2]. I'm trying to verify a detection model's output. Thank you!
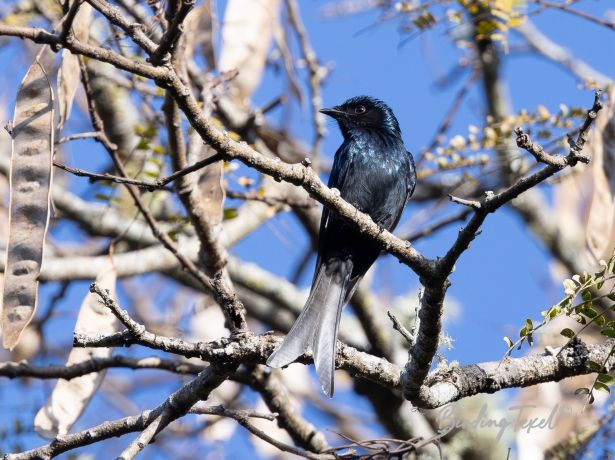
[267, 96, 416, 397]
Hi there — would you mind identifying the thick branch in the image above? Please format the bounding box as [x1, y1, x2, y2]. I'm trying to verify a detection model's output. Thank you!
[118, 364, 234, 459]
[3, 373, 251, 460]
[417, 339, 615, 409]
[0, 356, 204, 380]
[250, 366, 329, 452]
[0, 24, 166, 80]
[74, 329, 401, 390]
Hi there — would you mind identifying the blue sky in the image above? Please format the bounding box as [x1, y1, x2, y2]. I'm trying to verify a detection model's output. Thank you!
[1, 0, 614, 458]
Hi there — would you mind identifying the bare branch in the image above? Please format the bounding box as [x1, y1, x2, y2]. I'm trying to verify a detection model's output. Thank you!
[402, 91, 604, 406]
[58, 0, 85, 44]
[285, 0, 327, 157]
[250, 365, 329, 452]
[0, 24, 166, 80]
[535, 0, 615, 32]
[401, 209, 471, 242]
[448, 194, 482, 209]
[4, 369, 233, 460]
[149, 0, 195, 65]
[53, 154, 224, 191]
[188, 403, 277, 421]
[78, 57, 247, 332]
[417, 338, 615, 409]
[118, 364, 234, 459]
[57, 131, 103, 144]
[0, 356, 204, 380]
[517, 20, 613, 87]
[6, 409, 160, 459]
[387, 311, 413, 346]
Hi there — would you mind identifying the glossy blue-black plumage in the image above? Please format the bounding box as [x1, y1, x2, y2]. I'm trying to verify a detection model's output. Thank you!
[267, 96, 416, 397]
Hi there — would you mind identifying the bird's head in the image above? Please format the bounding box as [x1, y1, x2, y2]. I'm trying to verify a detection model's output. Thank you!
[320, 96, 401, 138]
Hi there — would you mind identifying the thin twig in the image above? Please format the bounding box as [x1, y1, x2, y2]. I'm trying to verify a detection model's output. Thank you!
[535, 0, 615, 31]
[57, 131, 103, 144]
[448, 194, 481, 209]
[401, 209, 471, 242]
[387, 311, 414, 345]
[285, 0, 327, 158]
[54, 152, 223, 191]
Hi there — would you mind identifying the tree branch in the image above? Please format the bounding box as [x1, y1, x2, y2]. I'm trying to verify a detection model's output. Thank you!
[250, 365, 329, 452]
[53, 153, 223, 191]
[417, 338, 615, 409]
[149, 0, 195, 65]
[0, 356, 204, 380]
[118, 364, 234, 459]
[78, 56, 247, 332]
[402, 91, 604, 406]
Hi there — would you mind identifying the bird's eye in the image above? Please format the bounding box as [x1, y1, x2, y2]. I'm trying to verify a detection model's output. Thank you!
[354, 105, 366, 114]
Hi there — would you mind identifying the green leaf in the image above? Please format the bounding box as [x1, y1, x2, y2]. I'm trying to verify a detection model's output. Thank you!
[146, 157, 163, 167]
[594, 382, 611, 394]
[560, 328, 575, 338]
[597, 280, 605, 290]
[519, 326, 527, 338]
[596, 315, 606, 327]
[136, 139, 150, 150]
[98, 180, 116, 189]
[94, 193, 112, 202]
[525, 318, 533, 331]
[559, 297, 572, 308]
[583, 307, 598, 318]
[166, 229, 179, 242]
[142, 125, 157, 139]
[597, 373, 615, 385]
[600, 328, 615, 338]
[582, 290, 592, 301]
[503, 336, 514, 348]
[223, 208, 239, 220]
[587, 361, 603, 372]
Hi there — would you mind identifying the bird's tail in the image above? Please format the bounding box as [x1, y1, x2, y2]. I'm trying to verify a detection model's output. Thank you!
[266, 260, 352, 397]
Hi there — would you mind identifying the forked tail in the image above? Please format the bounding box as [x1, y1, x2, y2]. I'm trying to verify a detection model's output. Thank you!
[266, 260, 351, 397]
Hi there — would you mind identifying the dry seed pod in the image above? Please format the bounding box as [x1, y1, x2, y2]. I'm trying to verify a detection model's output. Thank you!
[2, 55, 54, 350]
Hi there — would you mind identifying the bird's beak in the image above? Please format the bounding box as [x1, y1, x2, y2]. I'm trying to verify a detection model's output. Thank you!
[319, 107, 345, 119]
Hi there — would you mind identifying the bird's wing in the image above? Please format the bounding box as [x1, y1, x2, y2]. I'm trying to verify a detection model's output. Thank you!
[311, 141, 353, 283]
[406, 150, 417, 201]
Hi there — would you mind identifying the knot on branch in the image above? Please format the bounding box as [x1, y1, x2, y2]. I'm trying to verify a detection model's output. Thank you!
[514, 126, 533, 151]
[515, 127, 567, 166]
[558, 336, 589, 368]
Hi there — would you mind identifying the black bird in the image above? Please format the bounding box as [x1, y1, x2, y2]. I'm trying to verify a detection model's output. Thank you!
[267, 96, 416, 397]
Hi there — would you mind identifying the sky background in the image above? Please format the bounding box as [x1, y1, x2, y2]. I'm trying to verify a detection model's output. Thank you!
[1, 0, 615, 458]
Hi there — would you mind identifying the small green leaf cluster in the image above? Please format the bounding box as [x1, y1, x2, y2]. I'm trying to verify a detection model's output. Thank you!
[503, 252, 615, 405]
